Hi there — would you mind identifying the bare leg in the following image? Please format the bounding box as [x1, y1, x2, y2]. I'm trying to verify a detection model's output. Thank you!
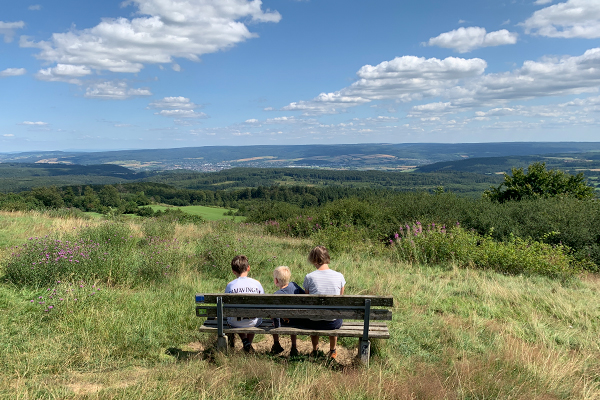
[291, 335, 297, 349]
[272, 333, 280, 344]
[329, 336, 337, 351]
[238, 333, 255, 344]
[246, 333, 255, 344]
[310, 335, 319, 351]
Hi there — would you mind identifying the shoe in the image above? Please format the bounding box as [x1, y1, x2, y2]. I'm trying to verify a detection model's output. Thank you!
[270, 343, 284, 355]
[289, 347, 299, 357]
[243, 343, 255, 353]
[328, 349, 337, 359]
[310, 349, 324, 358]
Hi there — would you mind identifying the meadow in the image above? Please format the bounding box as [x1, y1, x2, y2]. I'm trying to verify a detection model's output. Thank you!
[1, 211, 599, 399]
[148, 204, 245, 222]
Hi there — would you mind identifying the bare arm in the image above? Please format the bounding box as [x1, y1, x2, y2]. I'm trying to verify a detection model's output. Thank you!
[340, 286, 345, 295]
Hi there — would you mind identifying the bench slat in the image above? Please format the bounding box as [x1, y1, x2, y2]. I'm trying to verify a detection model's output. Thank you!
[202, 319, 390, 331]
[196, 306, 392, 320]
[198, 325, 390, 339]
[196, 293, 393, 307]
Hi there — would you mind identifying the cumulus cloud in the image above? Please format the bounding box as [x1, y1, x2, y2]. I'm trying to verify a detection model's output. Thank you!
[3, 134, 14, 137]
[35, 64, 92, 84]
[20, 121, 48, 125]
[84, 81, 152, 99]
[22, 0, 281, 74]
[0, 21, 25, 43]
[28, 4, 42, 10]
[468, 47, 600, 102]
[522, 0, 600, 38]
[0, 68, 26, 77]
[156, 109, 207, 118]
[282, 55, 487, 115]
[149, 96, 207, 119]
[426, 27, 518, 53]
[283, 47, 600, 118]
[148, 96, 199, 110]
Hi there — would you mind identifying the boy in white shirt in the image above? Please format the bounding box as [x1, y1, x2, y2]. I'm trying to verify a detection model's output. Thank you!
[225, 255, 264, 352]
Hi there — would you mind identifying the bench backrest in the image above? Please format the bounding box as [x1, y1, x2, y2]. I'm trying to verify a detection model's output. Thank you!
[195, 293, 393, 321]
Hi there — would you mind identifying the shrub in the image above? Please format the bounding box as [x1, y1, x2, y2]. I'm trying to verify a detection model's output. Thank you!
[196, 223, 281, 280]
[390, 223, 580, 279]
[310, 224, 380, 255]
[4, 222, 182, 286]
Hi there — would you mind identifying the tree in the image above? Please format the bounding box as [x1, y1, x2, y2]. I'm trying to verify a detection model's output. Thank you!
[484, 162, 595, 202]
[99, 185, 121, 208]
[29, 186, 64, 209]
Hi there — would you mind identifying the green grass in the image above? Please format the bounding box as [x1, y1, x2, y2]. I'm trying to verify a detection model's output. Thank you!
[149, 205, 245, 222]
[0, 212, 599, 399]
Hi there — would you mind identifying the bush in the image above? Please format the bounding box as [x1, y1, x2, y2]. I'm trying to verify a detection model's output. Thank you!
[4, 222, 182, 286]
[310, 224, 380, 256]
[390, 223, 580, 280]
[196, 222, 281, 280]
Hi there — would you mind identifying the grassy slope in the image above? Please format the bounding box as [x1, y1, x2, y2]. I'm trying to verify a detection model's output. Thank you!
[149, 204, 245, 222]
[0, 211, 599, 399]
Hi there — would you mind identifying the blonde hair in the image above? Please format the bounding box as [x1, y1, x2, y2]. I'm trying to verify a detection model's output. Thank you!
[308, 246, 330, 266]
[273, 266, 291, 286]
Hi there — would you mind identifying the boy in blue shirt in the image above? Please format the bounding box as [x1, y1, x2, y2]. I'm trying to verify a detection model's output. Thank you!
[271, 266, 304, 356]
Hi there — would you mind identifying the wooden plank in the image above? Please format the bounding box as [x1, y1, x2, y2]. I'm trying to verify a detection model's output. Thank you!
[202, 320, 390, 331]
[204, 320, 388, 331]
[198, 325, 390, 339]
[196, 294, 393, 307]
[197, 306, 392, 320]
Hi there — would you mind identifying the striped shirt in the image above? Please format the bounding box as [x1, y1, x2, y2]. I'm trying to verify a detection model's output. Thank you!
[303, 269, 345, 296]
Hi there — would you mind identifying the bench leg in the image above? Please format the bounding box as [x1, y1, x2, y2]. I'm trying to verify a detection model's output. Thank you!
[358, 339, 370, 367]
[217, 335, 229, 353]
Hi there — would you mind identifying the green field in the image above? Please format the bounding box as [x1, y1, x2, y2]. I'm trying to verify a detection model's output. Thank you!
[149, 204, 245, 222]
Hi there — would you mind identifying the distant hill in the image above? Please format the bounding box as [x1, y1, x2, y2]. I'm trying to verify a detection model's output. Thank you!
[2, 142, 600, 172]
[0, 163, 152, 193]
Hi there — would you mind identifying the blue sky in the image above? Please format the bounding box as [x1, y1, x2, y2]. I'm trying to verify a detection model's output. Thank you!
[1, 0, 599, 152]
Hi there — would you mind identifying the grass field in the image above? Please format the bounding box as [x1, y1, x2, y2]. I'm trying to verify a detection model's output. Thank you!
[0, 211, 599, 399]
[149, 204, 245, 222]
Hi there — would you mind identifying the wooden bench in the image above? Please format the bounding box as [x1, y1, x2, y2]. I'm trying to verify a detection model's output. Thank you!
[195, 293, 393, 366]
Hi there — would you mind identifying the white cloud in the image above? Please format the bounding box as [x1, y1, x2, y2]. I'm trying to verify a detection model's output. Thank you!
[20, 121, 48, 125]
[23, 0, 281, 74]
[149, 96, 207, 121]
[284, 47, 600, 120]
[28, 4, 42, 10]
[156, 109, 207, 118]
[469, 47, 600, 102]
[3, 134, 14, 137]
[427, 27, 518, 53]
[0, 21, 25, 43]
[148, 96, 199, 110]
[245, 118, 260, 124]
[84, 81, 152, 99]
[35, 64, 92, 84]
[535, 0, 553, 4]
[522, 0, 600, 38]
[172, 63, 181, 72]
[282, 55, 487, 115]
[0, 68, 26, 77]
